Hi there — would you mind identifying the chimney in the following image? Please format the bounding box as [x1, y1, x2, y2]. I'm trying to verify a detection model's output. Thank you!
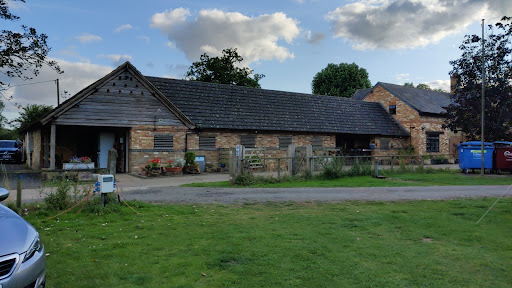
[450, 73, 459, 93]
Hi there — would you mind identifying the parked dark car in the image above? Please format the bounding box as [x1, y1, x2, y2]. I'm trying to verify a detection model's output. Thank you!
[0, 140, 23, 163]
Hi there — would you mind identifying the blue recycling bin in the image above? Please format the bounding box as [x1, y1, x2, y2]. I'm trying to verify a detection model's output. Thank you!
[457, 141, 494, 172]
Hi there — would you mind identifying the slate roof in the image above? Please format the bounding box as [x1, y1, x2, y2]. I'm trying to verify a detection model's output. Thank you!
[352, 88, 371, 100]
[354, 82, 452, 115]
[146, 77, 409, 137]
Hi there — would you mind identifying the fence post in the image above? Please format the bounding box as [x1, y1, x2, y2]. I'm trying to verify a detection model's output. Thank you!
[306, 144, 313, 174]
[277, 158, 281, 178]
[16, 173, 22, 208]
[391, 155, 394, 172]
[237, 145, 244, 175]
[287, 144, 296, 175]
[371, 156, 376, 173]
[229, 149, 235, 185]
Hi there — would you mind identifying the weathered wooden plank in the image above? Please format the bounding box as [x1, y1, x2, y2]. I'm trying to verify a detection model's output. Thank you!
[56, 71, 186, 127]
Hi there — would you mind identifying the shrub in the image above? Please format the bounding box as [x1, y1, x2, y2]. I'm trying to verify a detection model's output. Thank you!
[322, 157, 344, 180]
[44, 179, 73, 210]
[184, 151, 196, 165]
[234, 172, 256, 186]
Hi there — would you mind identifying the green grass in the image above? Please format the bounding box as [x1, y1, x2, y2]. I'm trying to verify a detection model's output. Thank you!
[183, 170, 512, 188]
[24, 198, 512, 287]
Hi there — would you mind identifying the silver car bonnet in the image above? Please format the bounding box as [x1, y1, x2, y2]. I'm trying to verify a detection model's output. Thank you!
[0, 204, 37, 256]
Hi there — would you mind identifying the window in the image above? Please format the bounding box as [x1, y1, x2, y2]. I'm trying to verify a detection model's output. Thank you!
[240, 135, 256, 148]
[312, 137, 323, 149]
[389, 105, 396, 115]
[380, 139, 390, 151]
[154, 134, 173, 149]
[199, 136, 216, 150]
[279, 136, 292, 150]
[426, 132, 442, 152]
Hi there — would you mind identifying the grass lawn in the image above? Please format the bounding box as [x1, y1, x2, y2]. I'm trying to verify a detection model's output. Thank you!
[24, 198, 512, 287]
[183, 171, 512, 188]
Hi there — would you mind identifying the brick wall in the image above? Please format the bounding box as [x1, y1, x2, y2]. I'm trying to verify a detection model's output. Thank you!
[184, 131, 336, 171]
[364, 86, 463, 156]
[129, 125, 189, 172]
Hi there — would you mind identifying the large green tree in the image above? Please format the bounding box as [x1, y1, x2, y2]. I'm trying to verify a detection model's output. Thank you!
[11, 103, 53, 133]
[445, 16, 512, 141]
[312, 63, 371, 98]
[185, 48, 264, 88]
[0, 0, 62, 91]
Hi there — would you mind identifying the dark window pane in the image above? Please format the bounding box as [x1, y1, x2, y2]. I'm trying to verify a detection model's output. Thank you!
[279, 136, 292, 150]
[154, 134, 173, 149]
[240, 135, 256, 148]
[199, 137, 216, 150]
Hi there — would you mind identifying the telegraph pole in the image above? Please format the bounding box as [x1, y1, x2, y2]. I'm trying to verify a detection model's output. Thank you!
[480, 19, 485, 176]
[56, 78, 60, 106]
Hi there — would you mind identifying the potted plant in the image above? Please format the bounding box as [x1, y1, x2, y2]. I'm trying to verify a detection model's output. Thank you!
[165, 158, 184, 173]
[63, 156, 94, 170]
[149, 158, 162, 176]
[183, 151, 199, 174]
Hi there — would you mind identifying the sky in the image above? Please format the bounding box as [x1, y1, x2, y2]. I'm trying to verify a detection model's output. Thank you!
[1, 0, 511, 124]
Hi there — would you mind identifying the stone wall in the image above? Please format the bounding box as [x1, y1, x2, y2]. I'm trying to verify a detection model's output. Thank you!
[364, 86, 463, 156]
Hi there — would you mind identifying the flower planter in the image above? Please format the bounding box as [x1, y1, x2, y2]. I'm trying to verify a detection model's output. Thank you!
[63, 162, 94, 170]
[165, 167, 183, 173]
[151, 168, 161, 177]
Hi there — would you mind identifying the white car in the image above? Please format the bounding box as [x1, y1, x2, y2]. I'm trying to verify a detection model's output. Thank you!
[0, 188, 46, 288]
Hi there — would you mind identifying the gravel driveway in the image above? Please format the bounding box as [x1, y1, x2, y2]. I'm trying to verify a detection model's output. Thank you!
[119, 185, 512, 204]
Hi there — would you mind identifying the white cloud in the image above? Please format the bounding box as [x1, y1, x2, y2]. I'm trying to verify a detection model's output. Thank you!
[425, 79, 450, 92]
[1, 59, 112, 123]
[326, 0, 512, 50]
[150, 8, 300, 64]
[167, 41, 176, 49]
[99, 54, 133, 66]
[395, 73, 410, 82]
[114, 24, 134, 32]
[75, 33, 102, 43]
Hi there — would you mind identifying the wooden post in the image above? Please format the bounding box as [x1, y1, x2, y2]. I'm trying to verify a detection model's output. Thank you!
[287, 144, 295, 175]
[229, 149, 235, 185]
[16, 173, 22, 208]
[108, 148, 118, 175]
[43, 131, 49, 168]
[306, 144, 313, 174]
[50, 124, 56, 170]
[277, 158, 281, 178]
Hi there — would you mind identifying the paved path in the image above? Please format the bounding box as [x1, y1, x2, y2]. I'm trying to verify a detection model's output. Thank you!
[6, 172, 512, 204]
[119, 185, 512, 204]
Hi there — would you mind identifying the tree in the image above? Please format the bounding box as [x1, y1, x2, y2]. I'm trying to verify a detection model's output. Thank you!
[11, 103, 53, 133]
[185, 48, 264, 88]
[404, 82, 415, 88]
[0, 0, 62, 91]
[312, 63, 371, 98]
[445, 16, 512, 141]
[415, 83, 431, 90]
[0, 100, 16, 139]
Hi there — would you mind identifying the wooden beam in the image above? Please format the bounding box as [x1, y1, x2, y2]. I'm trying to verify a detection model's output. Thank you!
[50, 124, 56, 170]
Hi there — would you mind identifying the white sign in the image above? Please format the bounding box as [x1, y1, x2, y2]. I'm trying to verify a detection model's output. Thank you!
[236, 145, 240, 157]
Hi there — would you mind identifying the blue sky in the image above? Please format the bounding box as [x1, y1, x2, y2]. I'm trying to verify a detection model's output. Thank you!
[1, 0, 511, 123]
